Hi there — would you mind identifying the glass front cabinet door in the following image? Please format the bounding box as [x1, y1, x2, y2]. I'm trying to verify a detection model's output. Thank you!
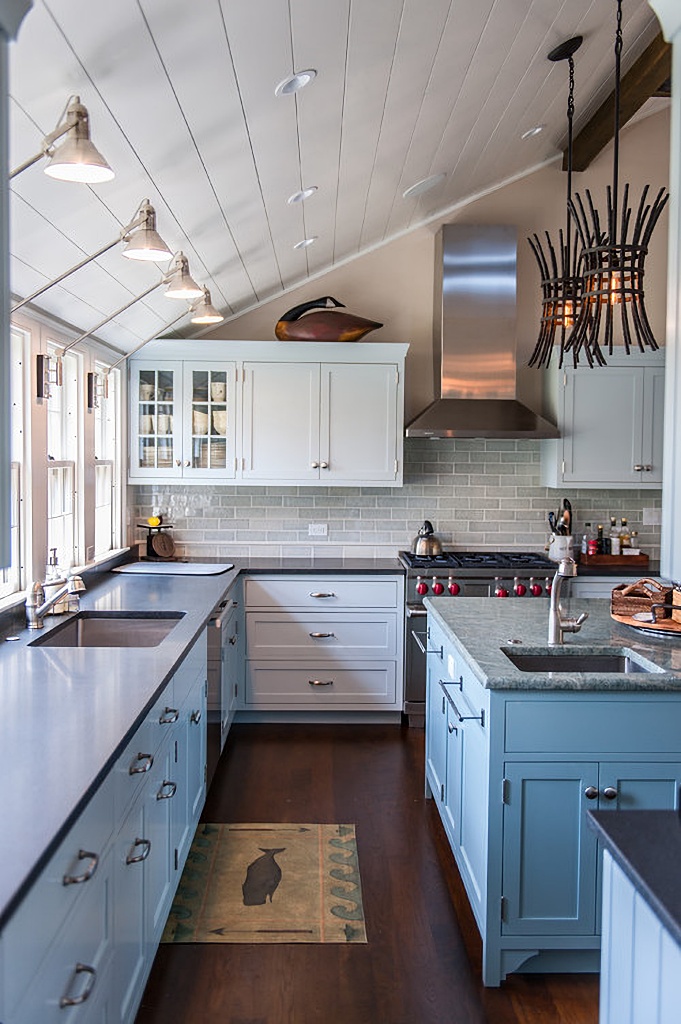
[182, 362, 236, 480]
[129, 361, 236, 480]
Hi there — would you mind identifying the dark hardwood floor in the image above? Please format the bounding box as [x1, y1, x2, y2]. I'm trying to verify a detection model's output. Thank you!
[136, 723, 599, 1024]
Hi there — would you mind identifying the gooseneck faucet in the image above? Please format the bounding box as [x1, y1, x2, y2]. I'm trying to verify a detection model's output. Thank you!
[548, 557, 588, 645]
[25, 574, 86, 629]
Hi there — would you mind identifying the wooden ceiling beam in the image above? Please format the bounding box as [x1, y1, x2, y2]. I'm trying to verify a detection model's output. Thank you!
[565, 31, 671, 172]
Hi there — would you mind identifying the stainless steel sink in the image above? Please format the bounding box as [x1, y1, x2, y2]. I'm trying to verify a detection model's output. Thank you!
[502, 648, 664, 674]
[30, 611, 185, 648]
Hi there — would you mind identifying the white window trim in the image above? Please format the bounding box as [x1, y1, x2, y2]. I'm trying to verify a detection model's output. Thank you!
[8, 310, 128, 587]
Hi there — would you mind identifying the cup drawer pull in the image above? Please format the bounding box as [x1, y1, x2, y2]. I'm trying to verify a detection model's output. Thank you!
[309, 632, 335, 639]
[308, 679, 334, 687]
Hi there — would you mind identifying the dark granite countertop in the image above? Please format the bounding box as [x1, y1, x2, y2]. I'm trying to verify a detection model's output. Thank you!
[232, 556, 404, 574]
[0, 553, 404, 930]
[588, 810, 681, 947]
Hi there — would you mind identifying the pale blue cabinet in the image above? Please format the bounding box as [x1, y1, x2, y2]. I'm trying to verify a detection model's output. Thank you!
[1, 632, 209, 1024]
[425, 609, 681, 986]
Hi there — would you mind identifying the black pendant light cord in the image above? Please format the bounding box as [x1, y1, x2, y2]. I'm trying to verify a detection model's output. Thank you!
[565, 53, 575, 303]
[611, 0, 623, 248]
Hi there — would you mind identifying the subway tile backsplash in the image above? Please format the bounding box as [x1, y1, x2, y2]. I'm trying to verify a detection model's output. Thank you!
[129, 439, 662, 562]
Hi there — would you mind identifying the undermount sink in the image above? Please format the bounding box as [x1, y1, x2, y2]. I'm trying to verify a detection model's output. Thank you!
[30, 611, 185, 648]
[502, 648, 664, 675]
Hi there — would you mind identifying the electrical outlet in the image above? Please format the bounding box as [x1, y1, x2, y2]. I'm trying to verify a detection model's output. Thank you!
[308, 523, 328, 537]
[643, 508, 662, 526]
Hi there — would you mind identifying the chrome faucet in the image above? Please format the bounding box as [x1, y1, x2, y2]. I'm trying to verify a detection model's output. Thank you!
[548, 557, 588, 645]
[25, 574, 86, 629]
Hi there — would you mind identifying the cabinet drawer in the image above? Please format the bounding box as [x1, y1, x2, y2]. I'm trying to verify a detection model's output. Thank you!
[11, 849, 113, 1024]
[114, 687, 172, 819]
[505, 699, 681, 755]
[172, 631, 207, 707]
[246, 612, 398, 660]
[244, 576, 400, 610]
[246, 662, 397, 705]
[2, 774, 114, 1020]
[4, 827, 112, 1019]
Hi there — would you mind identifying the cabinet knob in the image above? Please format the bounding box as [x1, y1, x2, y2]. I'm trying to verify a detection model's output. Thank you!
[175, 459, 182, 466]
[311, 461, 319, 469]
[184, 460, 191, 467]
[602, 787, 618, 801]
[320, 461, 329, 469]
[634, 464, 644, 472]
[584, 786, 599, 800]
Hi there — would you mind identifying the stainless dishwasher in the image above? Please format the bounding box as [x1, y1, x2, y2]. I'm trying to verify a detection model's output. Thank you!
[208, 595, 240, 753]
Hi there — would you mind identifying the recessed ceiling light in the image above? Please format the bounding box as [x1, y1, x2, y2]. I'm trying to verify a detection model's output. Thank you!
[293, 237, 317, 250]
[402, 173, 446, 200]
[521, 124, 546, 140]
[275, 69, 317, 97]
[287, 186, 318, 204]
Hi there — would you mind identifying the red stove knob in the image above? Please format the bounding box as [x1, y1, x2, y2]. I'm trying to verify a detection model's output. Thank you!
[416, 576, 428, 596]
[431, 577, 445, 596]
[545, 577, 552, 596]
[448, 577, 460, 596]
[529, 577, 543, 597]
[513, 577, 527, 597]
[494, 577, 509, 597]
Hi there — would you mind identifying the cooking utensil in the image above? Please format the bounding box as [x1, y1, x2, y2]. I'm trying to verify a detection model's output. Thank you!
[562, 498, 572, 536]
[548, 512, 557, 535]
[412, 520, 443, 557]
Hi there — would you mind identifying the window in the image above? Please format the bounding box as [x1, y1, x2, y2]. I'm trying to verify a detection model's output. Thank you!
[46, 345, 79, 570]
[2, 314, 126, 596]
[0, 328, 26, 600]
[94, 363, 121, 556]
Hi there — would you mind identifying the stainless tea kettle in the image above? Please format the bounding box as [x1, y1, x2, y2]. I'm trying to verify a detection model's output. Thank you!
[412, 520, 443, 557]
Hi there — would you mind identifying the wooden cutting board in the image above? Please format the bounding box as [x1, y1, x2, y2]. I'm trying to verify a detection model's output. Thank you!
[611, 610, 681, 635]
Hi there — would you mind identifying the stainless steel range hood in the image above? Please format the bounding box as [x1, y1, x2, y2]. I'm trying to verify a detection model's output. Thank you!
[405, 224, 559, 439]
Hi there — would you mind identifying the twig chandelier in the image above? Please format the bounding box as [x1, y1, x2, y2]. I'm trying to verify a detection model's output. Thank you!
[530, 0, 669, 369]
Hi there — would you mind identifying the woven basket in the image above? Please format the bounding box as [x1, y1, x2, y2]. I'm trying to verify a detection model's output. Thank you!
[672, 587, 681, 625]
[611, 578, 673, 618]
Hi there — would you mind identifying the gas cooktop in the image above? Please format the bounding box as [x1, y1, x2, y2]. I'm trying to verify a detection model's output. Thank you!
[399, 550, 555, 574]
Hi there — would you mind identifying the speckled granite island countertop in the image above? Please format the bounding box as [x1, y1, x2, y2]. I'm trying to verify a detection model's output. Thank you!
[424, 596, 681, 690]
[588, 810, 681, 947]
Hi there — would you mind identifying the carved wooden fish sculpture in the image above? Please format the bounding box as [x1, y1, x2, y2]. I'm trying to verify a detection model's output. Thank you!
[275, 296, 383, 342]
[242, 847, 285, 905]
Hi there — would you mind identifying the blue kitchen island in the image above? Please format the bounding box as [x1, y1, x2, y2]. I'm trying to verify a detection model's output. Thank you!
[423, 594, 681, 986]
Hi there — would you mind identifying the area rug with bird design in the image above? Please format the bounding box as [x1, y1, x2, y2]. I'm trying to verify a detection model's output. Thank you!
[161, 823, 367, 944]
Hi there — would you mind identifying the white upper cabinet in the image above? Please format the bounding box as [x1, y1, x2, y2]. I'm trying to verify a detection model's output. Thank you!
[541, 350, 665, 489]
[129, 359, 237, 481]
[129, 341, 408, 487]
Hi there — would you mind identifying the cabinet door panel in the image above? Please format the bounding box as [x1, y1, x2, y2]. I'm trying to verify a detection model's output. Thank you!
[242, 362, 320, 480]
[599, 762, 681, 811]
[320, 363, 398, 482]
[182, 363, 237, 479]
[129, 363, 183, 480]
[425, 677, 447, 804]
[502, 762, 599, 935]
[458, 717, 488, 911]
[113, 797, 146, 1024]
[562, 368, 643, 484]
[640, 365, 665, 483]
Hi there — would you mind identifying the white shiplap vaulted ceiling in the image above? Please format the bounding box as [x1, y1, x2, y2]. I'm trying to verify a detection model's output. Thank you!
[7, 0, 664, 353]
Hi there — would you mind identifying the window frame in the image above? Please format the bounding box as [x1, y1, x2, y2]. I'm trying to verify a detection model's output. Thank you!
[1, 310, 128, 602]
